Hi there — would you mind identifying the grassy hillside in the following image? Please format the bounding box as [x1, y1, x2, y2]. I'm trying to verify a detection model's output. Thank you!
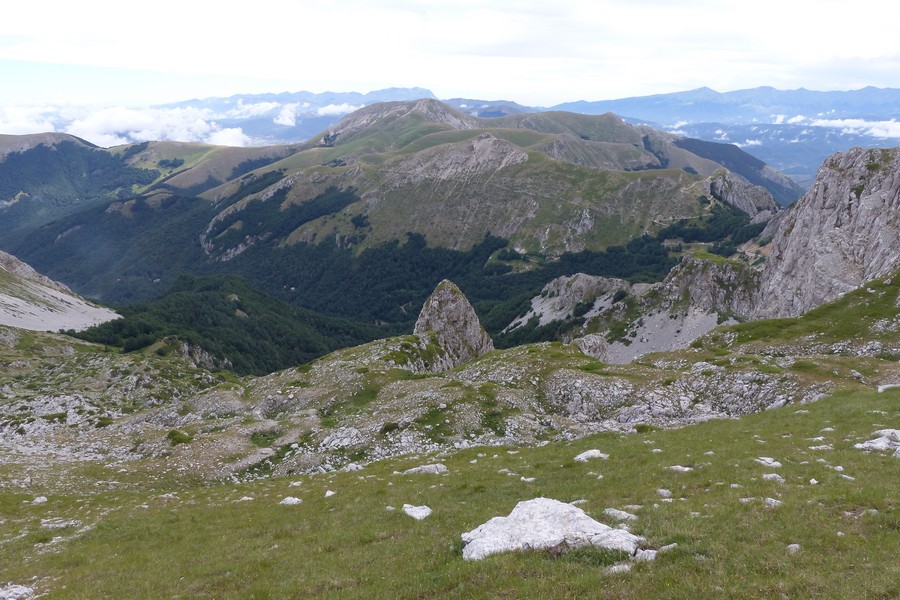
[2, 265, 899, 598]
[0, 387, 895, 598]
[0, 139, 159, 238]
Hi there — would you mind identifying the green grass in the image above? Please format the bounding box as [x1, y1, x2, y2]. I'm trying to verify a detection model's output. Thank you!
[724, 275, 900, 346]
[1, 388, 897, 598]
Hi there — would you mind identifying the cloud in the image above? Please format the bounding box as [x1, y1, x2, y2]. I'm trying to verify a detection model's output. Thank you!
[206, 127, 251, 146]
[809, 118, 900, 138]
[274, 103, 301, 126]
[63, 106, 221, 146]
[317, 103, 363, 116]
[786, 115, 806, 124]
[0, 105, 59, 135]
[224, 100, 281, 119]
[735, 139, 762, 147]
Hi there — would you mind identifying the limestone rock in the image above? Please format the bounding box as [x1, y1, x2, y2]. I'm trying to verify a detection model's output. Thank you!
[702, 171, 779, 221]
[574, 449, 609, 462]
[754, 147, 900, 318]
[460, 497, 643, 561]
[412, 280, 493, 372]
[854, 429, 900, 454]
[402, 463, 448, 475]
[402, 504, 432, 520]
[0, 251, 120, 332]
[0, 583, 35, 600]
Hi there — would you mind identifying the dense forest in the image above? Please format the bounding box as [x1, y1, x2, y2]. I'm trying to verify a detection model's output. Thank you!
[20, 184, 764, 374]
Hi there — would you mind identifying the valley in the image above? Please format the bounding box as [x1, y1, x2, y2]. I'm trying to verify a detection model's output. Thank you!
[0, 99, 898, 598]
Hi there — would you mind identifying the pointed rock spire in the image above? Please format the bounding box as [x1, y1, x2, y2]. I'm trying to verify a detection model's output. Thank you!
[413, 279, 493, 371]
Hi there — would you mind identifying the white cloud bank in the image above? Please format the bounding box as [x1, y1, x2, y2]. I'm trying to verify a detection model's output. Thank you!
[317, 103, 363, 116]
[1, 104, 253, 147]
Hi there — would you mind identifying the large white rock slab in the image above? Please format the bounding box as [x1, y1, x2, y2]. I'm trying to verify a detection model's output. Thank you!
[854, 429, 900, 454]
[402, 463, 448, 475]
[460, 497, 643, 561]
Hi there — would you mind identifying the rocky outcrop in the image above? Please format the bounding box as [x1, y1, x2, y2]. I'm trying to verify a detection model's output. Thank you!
[555, 257, 758, 363]
[460, 497, 644, 561]
[505, 274, 645, 331]
[702, 171, 779, 221]
[412, 280, 493, 372]
[754, 148, 900, 318]
[385, 133, 528, 185]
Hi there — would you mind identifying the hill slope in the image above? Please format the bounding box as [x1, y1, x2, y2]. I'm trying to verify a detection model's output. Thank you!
[0, 251, 119, 332]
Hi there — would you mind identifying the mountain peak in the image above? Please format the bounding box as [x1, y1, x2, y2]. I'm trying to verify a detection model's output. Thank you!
[413, 279, 494, 371]
[316, 99, 477, 149]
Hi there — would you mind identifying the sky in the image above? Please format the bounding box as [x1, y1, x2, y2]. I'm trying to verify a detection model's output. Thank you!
[2, 0, 899, 146]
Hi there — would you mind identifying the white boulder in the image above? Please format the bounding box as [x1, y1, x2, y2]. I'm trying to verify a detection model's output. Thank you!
[574, 449, 609, 462]
[854, 429, 900, 454]
[402, 504, 433, 520]
[460, 497, 643, 561]
[403, 463, 448, 475]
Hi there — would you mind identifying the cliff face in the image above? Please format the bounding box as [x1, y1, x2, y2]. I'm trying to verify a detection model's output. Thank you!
[702, 171, 779, 221]
[754, 147, 900, 318]
[412, 279, 494, 372]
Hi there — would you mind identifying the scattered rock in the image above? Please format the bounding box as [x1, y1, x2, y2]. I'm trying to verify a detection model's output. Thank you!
[402, 504, 432, 520]
[279, 497, 302, 506]
[31, 496, 47, 505]
[763, 498, 783, 509]
[656, 489, 673, 498]
[402, 463, 448, 475]
[667, 465, 693, 473]
[603, 508, 638, 522]
[762, 473, 785, 484]
[606, 563, 632, 574]
[41, 518, 82, 529]
[324, 490, 336, 497]
[633, 548, 658, 562]
[853, 429, 900, 454]
[787, 543, 801, 554]
[755, 457, 782, 468]
[460, 497, 643, 561]
[574, 449, 609, 462]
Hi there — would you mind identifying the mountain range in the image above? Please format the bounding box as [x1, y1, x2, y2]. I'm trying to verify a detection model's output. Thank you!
[154, 85, 900, 190]
[1, 91, 899, 597]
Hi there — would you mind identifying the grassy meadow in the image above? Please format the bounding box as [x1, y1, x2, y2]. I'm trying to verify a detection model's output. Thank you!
[1, 387, 897, 599]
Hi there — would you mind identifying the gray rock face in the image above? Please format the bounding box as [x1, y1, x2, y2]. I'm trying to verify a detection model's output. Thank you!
[702, 171, 779, 221]
[754, 148, 900, 318]
[413, 279, 493, 371]
[573, 257, 758, 363]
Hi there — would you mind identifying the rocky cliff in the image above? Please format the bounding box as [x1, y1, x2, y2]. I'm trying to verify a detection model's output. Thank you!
[573, 256, 759, 363]
[411, 279, 494, 372]
[754, 147, 900, 318]
[702, 171, 779, 221]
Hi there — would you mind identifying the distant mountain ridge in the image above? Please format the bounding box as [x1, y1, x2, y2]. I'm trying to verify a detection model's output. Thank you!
[148, 85, 900, 193]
